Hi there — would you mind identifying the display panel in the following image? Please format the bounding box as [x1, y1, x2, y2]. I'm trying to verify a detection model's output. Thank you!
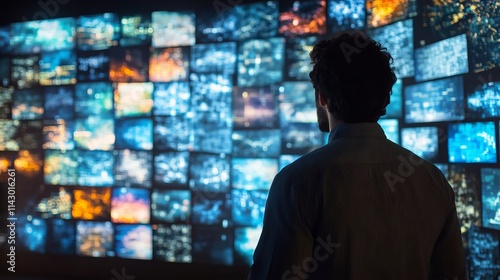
[190, 73, 233, 154]
[231, 158, 278, 190]
[404, 76, 464, 123]
[0, 26, 12, 54]
[114, 82, 154, 118]
[12, 89, 44, 120]
[237, 38, 285, 87]
[233, 86, 279, 129]
[285, 36, 319, 81]
[153, 116, 191, 151]
[401, 126, 438, 161]
[76, 51, 110, 81]
[383, 78, 402, 118]
[154, 151, 189, 186]
[39, 50, 77, 86]
[234, 1, 279, 40]
[152, 11, 195, 47]
[482, 168, 500, 230]
[448, 122, 497, 163]
[115, 224, 153, 260]
[44, 86, 74, 120]
[74, 116, 115, 150]
[115, 150, 152, 188]
[468, 227, 500, 279]
[0, 86, 13, 118]
[149, 47, 190, 82]
[447, 165, 481, 237]
[366, 0, 416, 28]
[195, 7, 236, 43]
[415, 34, 469, 82]
[115, 118, 153, 150]
[192, 192, 231, 225]
[10, 17, 75, 54]
[232, 129, 281, 158]
[109, 47, 149, 82]
[328, 0, 365, 32]
[467, 81, 500, 119]
[279, 0, 327, 36]
[190, 42, 236, 74]
[0, 120, 42, 150]
[367, 19, 414, 78]
[11, 55, 40, 89]
[153, 224, 192, 263]
[151, 190, 191, 223]
[42, 119, 75, 150]
[153, 82, 190, 116]
[189, 153, 231, 193]
[120, 14, 153, 47]
[76, 221, 114, 257]
[111, 187, 150, 223]
[76, 13, 120, 51]
[75, 82, 113, 117]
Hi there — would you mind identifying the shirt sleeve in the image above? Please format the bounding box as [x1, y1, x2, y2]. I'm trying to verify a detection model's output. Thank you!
[248, 169, 316, 280]
[428, 176, 467, 280]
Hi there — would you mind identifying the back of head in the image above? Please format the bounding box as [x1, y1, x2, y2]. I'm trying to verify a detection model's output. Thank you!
[309, 31, 397, 123]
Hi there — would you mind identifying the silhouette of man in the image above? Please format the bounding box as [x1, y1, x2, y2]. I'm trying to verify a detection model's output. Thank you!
[248, 31, 466, 280]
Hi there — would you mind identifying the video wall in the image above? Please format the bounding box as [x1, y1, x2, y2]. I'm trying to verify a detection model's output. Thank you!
[1, 0, 500, 277]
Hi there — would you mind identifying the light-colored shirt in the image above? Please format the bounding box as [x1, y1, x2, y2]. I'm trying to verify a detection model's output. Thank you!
[249, 122, 466, 280]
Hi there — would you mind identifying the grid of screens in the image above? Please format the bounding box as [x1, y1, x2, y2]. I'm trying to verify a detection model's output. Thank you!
[1, 0, 499, 277]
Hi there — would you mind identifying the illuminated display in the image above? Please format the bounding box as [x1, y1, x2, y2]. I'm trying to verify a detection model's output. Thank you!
[233, 86, 279, 129]
[10, 17, 75, 54]
[153, 224, 192, 263]
[482, 168, 500, 230]
[366, 0, 416, 28]
[415, 34, 469, 82]
[149, 47, 189, 82]
[44, 86, 74, 120]
[279, 0, 326, 36]
[11, 55, 40, 89]
[285, 36, 319, 81]
[447, 165, 481, 238]
[39, 50, 77, 86]
[401, 127, 438, 161]
[234, 1, 279, 40]
[115, 224, 153, 260]
[72, 187, 111, 220]
[237, 38, 285, 87]
[231, 158, 278, 190]
[404, 76, 465, 124]
[152, 11, 195, 47]
[114, 82, 154, 118]
[109, 47, 149, 82]
[448, 122, 497, 163]
[76, 13, 120, 51]
[328, 0, 365, 32]
[111, 187, 150, 224]
[77, 51, 110, 82]
[120, 14, 153, 47]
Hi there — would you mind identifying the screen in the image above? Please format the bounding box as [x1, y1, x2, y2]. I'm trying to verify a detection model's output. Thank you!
[401, 126, 438, 161]
[467, 81, 500, 119]
[10, 17, 75, 54]
[39, 50, 77, 86]
[404, 76, 464, 123]
[237, 38, 285, 87]
[415, 34, 469, 82]
[468, 227, 500, 279]
[149, 47, 190, 82]
[447, 165, 481, 237]
[234, 1, 279, 40]
[285, 36, 319, 81]
[191, 42, 236, 74]
[482, 168, 500, 230]
[109, 47, 149, 82]
[76, 51, 110, 81]
[279, 0, 327, 36]
[120, 14, 153, 47]
[366, 0, 416, 28]
[152, 11, 195, 47]
[448, 122, 497, 163]
[76, 13, 120, 51]
[367, 19, 414, 78]
[328, 0, 365, 32]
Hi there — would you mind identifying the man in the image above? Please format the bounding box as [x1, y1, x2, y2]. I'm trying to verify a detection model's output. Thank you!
[248, 32, 466, 280]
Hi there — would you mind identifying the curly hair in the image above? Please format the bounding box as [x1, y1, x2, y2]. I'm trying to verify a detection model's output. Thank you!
[309, 31, 397, 123]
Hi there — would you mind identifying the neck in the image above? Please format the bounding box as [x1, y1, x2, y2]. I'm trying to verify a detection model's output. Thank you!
[328, 115, 345, 132]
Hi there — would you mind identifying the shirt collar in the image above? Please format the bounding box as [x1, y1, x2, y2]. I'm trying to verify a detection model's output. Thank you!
[328, 122, 387, 143]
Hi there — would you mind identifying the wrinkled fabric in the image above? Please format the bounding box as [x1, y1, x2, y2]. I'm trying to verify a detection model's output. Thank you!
[248, 123, 466, 280]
